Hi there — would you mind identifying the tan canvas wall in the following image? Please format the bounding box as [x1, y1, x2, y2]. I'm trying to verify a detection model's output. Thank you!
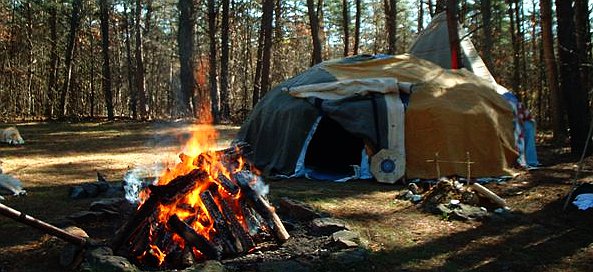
[323, 55, 517, 178]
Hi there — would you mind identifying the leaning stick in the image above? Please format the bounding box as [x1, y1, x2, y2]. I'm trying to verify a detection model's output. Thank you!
[470, 183, 508, 208]
[0, 203, 88, 247]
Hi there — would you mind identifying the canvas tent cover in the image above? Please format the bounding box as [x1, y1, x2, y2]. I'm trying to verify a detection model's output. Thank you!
[237, 54, 518, 181]
[410, 11, 539, 168]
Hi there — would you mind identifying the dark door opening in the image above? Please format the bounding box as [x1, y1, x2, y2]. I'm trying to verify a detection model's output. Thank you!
[304, 117, 364, 176]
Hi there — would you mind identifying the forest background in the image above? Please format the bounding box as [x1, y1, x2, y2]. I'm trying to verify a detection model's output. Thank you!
[0, 0, 591, 153]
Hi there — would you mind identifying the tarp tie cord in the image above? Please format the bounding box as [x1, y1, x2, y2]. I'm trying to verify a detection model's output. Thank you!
[563, 109, 593, 211]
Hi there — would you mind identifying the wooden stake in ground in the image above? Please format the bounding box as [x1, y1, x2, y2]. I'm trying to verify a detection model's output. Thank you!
[426, 152, 475, 180]
[466, 152, 471, 185]
[426, 152, 441, 178]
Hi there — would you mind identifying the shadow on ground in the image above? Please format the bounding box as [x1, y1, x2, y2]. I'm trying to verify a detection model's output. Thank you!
[0, 122, 592, 271]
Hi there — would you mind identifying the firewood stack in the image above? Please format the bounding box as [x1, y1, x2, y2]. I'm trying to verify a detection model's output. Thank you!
[110, 143, 289, 270]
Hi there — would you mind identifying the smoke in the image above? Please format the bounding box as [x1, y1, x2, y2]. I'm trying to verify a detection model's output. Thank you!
[234, 170, 269, 197]
[123, 122, 190, 204]
[250, 174, 269, 197]
[123, 165, 162, 204]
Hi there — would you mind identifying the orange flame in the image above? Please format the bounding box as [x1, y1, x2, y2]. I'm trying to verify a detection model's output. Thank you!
[136, 122, 251, 268]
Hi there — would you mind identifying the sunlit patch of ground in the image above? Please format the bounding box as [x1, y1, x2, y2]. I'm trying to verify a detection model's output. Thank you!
[0, 122, 592, 271]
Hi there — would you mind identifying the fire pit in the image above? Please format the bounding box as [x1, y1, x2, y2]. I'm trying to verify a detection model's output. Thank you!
[110, 127, 290, 270]
[0, 124, 366, 271]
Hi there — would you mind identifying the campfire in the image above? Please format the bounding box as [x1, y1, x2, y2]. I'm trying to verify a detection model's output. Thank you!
[0, 123, 366, 271]
[110, 125, 289, 270]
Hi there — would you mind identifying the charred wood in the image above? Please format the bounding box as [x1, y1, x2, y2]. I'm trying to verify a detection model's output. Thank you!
[111, 169, 207, 251]
[127, 218, 152, 257]
[216, 173, 239, 196]
[167, 214, 221, 260]
[241, 202, 265, 236]
[148, 169, 207, 201]
[200, 190, 239, 255]
[233, 171, 290, 243]
[212, 190, 255, 252]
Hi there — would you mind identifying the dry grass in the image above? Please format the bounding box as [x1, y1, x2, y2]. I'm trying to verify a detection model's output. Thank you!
[0, 121, 592, 272]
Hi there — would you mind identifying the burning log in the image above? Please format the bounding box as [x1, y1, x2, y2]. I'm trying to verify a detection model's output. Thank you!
[200, 190, 240, 255]
[233, 171, 290, 243]
[112, 141, 289, 269]
[167, 214, 220, 260]
[111, 169, 207, 251]
[128, 218, 153, 257]
[241, 202, 265, 236]
[211, 190, 255, 251]
[216, 174, 239, 196]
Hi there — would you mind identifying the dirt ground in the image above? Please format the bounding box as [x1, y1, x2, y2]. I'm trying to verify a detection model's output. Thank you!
[0, 121, 592, 272]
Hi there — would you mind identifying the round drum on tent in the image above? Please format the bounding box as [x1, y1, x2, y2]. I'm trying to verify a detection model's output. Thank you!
[371, 148, 405, 183]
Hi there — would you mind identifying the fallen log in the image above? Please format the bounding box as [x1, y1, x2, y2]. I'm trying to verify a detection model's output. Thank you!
[0, 203, 87, 247]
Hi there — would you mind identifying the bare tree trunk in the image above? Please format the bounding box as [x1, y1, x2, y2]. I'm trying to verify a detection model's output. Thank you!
[100, 0, 114, 120]
[556, 0, 592, 155]
[342, 0, 349, 56]
[540, 0, 564, 140]
[316, 0, 325, 58]
[46, 0, 58, 118]
[25, 1, 34, 115]
[480, 0, 492, 68]
[515, 0, 527, 99]
[274, 0, 282, 42]
[178, 0, 195, 117]
[446, 0, 461, 69]
[383, 0, 397, 55]
[207, 0, 220, 123]
[135, 0, 147, 120]
[354, 0, 361, 55]
[271, 0, 283, 84]
[59, 0, 83, 118]
[306, 0, 323, 65]
[260, 0, 274, 100]
[252, 0, 275, 107]
[124, 2, 136, 119]
[428, 0, 435, 17]
[435, 0, 445, 14]
[88, 18, 95, 117]
[507, 1, 520, 92]
[417, 0, 424, 32]
[220, 0, 231, 121]
[575, 0, 591, 94]
[253, 18, 265, 108]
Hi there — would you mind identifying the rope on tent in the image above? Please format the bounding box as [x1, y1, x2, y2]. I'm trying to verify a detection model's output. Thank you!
[563, 110, 593, 211]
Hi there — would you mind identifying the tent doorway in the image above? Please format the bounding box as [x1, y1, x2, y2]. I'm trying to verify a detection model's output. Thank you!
[304, 117, 365, 178]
